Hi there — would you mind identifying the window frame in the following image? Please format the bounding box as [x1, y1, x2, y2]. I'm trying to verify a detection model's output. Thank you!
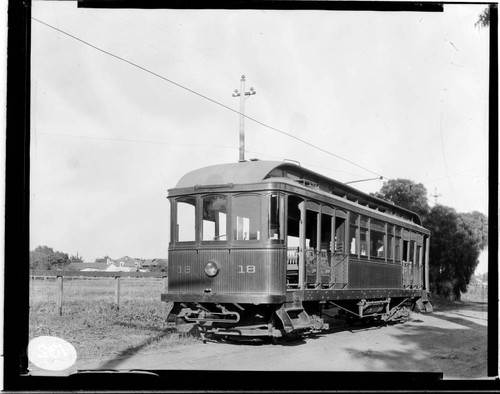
[369, 229, 386, 260]
[349, 213, 359, 257]
[266, 192, 285, 245]
[173, 196, 198, 245]
[200, 194, 229, 245]
[232, 192, 264, 245]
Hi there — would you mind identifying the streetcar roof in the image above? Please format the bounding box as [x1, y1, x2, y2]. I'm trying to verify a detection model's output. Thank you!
[172, 160, 425, 226]
[175, 160, 284, 188]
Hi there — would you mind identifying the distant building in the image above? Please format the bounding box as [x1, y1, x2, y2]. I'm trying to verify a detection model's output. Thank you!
[142, 258, 168, 271]
[106, 256, 143, 271]
[142, 259, 158, 268]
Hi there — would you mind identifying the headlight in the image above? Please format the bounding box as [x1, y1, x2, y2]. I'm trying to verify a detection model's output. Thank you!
[204, 261, 219, 277]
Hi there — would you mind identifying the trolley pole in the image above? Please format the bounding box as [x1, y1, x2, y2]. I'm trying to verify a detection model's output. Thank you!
[232, 75, 256, 162]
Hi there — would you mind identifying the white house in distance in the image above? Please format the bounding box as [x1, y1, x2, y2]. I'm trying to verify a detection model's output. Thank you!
[106, 256, 145, 272]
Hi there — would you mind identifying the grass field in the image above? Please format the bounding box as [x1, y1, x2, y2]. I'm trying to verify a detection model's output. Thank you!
[29, 277, 198, 362]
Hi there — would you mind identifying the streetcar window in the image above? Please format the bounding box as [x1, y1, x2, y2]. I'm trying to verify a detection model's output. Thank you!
[370, 231, 385, 258]
[233, 195, 261, 241]
[387, 235, 394, 260]
[202, 195, 227, 241]
[395, 226, 402, 262]
[387, 224, 394, 261]
[360, 230, 368, 256]
[409, 240, 415, 263]
[403, 240, 409, 261]
[416, 245, 422, 265]
[395, 239, 402, 261]
[176, 197, 196, 242]
[268, 194, 284, 241]
[349, 226, 358, 255]
[349, 213, 359, 255]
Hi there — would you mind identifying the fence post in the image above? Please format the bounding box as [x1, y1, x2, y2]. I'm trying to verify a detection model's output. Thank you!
[57, 275, 63, 316]
[163, 276, 168, 293]
[114, 276, 121, 310]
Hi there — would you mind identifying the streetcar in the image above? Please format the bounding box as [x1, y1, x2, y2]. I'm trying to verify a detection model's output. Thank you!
[161, 160, 432, 340]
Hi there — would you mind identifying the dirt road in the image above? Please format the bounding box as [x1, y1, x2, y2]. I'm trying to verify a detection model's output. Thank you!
[59, 302, 488, 379]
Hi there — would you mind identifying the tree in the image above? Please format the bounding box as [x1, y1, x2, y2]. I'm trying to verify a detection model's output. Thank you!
[69, 252, 84, 263]
[372, 179, 487, 301]
[424, 205, 483, 300]
[481, 272, 488, 283]
[95, 255, 111, 264]
[371, 178, 430, 220]
[30, 245, 70, 270]
[475, 6, 491, 29]
[458, 211, 488, 250]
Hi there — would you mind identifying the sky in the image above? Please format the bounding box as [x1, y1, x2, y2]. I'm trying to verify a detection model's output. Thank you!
[30, 2, 490, 273]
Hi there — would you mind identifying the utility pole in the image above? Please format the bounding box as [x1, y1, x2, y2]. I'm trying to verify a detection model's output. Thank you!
[232, 75, 256, 162]
[430, 187, 442, 205]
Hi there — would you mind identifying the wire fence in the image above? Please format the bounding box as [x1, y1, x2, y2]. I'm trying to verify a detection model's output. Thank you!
[30, 270, 168, 315]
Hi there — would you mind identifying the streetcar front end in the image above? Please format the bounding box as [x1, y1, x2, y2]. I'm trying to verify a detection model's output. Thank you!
[162, 185, 299, 338]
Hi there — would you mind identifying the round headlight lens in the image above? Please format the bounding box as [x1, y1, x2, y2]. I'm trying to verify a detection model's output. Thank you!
[205, 261, 219, 277]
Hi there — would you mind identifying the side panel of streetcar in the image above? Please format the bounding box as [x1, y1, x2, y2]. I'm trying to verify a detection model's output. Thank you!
[168, 248, 286, 295]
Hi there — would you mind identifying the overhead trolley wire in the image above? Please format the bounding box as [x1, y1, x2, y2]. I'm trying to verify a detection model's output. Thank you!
[32, 17, 386, 180]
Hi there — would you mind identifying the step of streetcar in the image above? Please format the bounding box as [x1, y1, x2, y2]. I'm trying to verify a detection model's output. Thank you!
[415, 298, 434, 313]
[284, 307, 328, 332]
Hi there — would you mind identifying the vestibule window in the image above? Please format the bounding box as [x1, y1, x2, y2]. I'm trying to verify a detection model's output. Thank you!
[202, 195, 227, 241]
[176, 197, 196, 242]
[268, 194, 284, 241]
[233, 194, 261, 241]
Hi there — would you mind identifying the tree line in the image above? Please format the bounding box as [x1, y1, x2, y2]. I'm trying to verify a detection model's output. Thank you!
[30, 246, 82, 270]
[372, 179, 488, 300]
